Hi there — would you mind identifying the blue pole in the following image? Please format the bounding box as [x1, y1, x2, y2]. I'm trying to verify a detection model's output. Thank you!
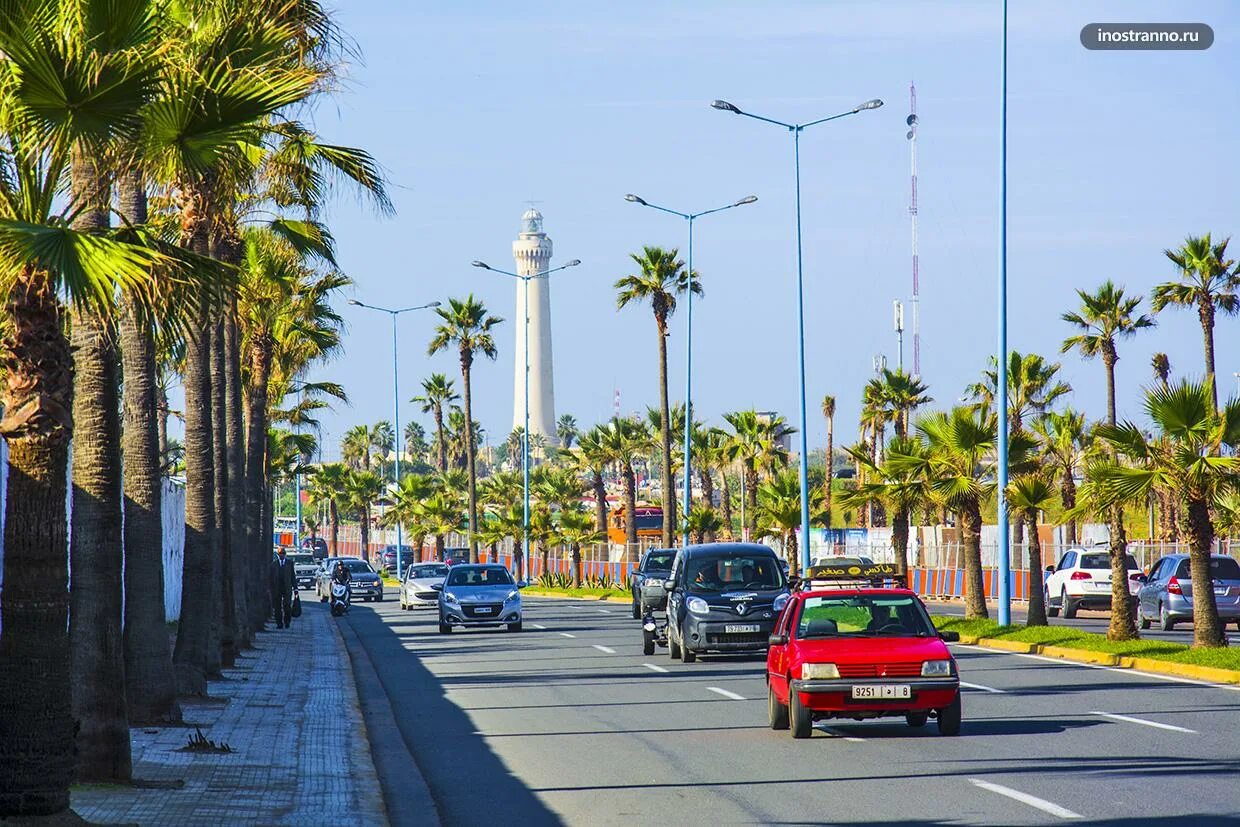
[793, 126, 811, 576]
[523, 275, 531, 583]
[996, 0, 1011, 626]
[683, 217, 694, 548]
[392, 312, 403, 577]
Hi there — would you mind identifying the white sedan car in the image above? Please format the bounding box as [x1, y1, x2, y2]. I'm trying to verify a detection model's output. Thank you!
[1046, 547, 1141, 618]
[400, 562, 450, 610]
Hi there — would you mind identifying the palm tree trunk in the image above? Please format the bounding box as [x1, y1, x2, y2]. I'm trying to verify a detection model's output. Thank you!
[1025, 511, 1048, 626]
[1105, 510, 1137, 641]
[174, 292, 214, 695]
[571, 543, 582, 588]
[359, 507, 370, 562]
[156, 391, 169, 468]
[824, 417, 834, 529]
[699, 467, 715, 542]
[745, 461, 758, 539]
[434, 405, 447, 473]
[1061, 470, 1078, 546]
[623, 464, 638, 565]
[592, 471, 608, 536]
[719, 471, 734, 541]
[208, 318, 229, 672]
[0, 266, 76, 816]
[1199, 298, 1218, 409]
[961, 501, 988, 619]
[66, 155, 131, 782]
[117, 171, 180, 725]
[786, 530, 799, 579]
[460, 356, 479, 562]
[223, 308, 249, 648]
[244, 336, 272, 630]
[655, 319, 675, 547]
[329, 501, 339, 557]
[1103, 352, 1118, 427]
[892, 506, 910, 574]
[1185, 497, 1225, 646]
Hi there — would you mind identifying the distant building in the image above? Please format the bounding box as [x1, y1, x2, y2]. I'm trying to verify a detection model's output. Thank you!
[511, 208, 558, 445]
[755, 410, 793, 452]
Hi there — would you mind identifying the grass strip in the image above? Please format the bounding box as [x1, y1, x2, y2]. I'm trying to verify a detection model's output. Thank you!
[523, 586, 629, 601]
[932, 615, 1240, 671]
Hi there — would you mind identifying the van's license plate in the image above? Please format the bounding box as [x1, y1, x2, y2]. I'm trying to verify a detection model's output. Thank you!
[725, 624, 760, 633]
[852, 685, 911, 700]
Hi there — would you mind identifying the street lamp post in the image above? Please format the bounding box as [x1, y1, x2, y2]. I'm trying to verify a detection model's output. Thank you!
[347, 298, 441, 578]
[712, 96, 882, 574]
[624, 193, 758, 548]
[996, 0, 1012, 626]
[472, 258, 581, 584]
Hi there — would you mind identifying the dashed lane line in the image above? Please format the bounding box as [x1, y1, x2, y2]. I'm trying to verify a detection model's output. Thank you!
[968, 778, 1082, 820]
[598, 609, 612, 614]
[642, 663, 669, 673]
[531, 623, 547, 630]
[1090, 711, 1196, 733]
[960, 681, 1006, 694]
[952, 643, 1240, 692]
[593, 645, 617, 654]
[706, 687, 746, 701]
[559, 632, 576, 638]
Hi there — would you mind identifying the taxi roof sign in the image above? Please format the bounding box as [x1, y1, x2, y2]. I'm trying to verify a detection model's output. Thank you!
[799, 562, 905, 590]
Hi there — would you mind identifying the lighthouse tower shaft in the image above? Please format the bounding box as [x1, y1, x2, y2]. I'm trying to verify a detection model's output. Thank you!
[512, 210, 557, 444]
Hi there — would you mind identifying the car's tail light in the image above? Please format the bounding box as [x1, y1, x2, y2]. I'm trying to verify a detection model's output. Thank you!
[1070, 571, 1092, 581]
[1167, 577, 1183, 595]
[1128, 573, 1144, 582]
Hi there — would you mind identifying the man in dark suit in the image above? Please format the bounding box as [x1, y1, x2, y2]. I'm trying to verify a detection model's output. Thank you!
[270, 547, 296, 628]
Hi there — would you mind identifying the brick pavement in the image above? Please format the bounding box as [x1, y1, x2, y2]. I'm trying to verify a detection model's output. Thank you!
[72, 601, 388, 826]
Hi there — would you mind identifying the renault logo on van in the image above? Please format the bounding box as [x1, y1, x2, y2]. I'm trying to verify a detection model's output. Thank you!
[734, 602, 748, 616]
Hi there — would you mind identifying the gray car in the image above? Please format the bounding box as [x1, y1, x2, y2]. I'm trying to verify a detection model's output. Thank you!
[400, 562, 449, 610]
[1137, 554, 1240, 631]
[438, 564, 522, 633]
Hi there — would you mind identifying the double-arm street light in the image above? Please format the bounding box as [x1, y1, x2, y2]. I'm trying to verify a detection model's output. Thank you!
[347, 298, 441, 577]
[623, 193, 757, 548]
[711, 96, 882, 575]
[472, 258, 581, 583]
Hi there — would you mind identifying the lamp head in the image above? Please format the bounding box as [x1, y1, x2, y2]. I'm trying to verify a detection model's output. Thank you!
[565, 259, 582, 267]
[711, 99, 742, 114]
[347, 299, 362, 306]
[856, 98, 884, 112]
[734, 195, 758, 206]
[624, 194, 647, 205]
[471, 260, 490, 269]
[427, 301, 442, 308]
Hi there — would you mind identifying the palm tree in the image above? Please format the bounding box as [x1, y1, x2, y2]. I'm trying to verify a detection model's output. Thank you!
[342, 424, 375, 470]
[403, 421, 430, 468]
[724, 410, 793, 540]
[414, 373, 458, 473]
[1155, 234, 1238, 409]
[345, 471, 385, 562]
[1151, 353, 1171, 387]
[570, 426, 611, 537]
[1030, 409, 1091, 545]
[1061, 281, 1155, 426]
[821, 395, 836, 529]
[615, 246, 702, 547]
[429, 295, 502, 563]
[1006, 474, 1057, 627]
[875, 369, 933, 439]
[1084, 379, 1240, 647]
[841, 436, 933, 574]
[555, 509, 603, 587]
[1061, 280, 1154, 639]
[685, 506, 724, 545]
[755, 470, 815, 577]
[420, 490, 466, 563]
[597, 417, 651, 564]
[306, 463, 349, 556]
[371, 420, 395, 476]
[969, 352, 1071, 432]
[557, 414, 579, 449]
[383, 474, 435, 563]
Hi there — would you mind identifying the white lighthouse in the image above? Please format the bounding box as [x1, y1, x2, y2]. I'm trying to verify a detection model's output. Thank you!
[512, 208, 557, 446]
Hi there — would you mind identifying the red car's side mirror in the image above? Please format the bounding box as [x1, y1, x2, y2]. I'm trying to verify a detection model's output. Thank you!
[768, 633, 789, 647]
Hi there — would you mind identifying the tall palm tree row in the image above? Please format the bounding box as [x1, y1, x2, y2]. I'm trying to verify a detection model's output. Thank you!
[615, 246, 701, 547]
[414, 373, 459, 473]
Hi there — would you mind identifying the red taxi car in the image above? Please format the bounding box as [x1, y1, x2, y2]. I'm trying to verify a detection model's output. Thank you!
[766, 564, 961, 739]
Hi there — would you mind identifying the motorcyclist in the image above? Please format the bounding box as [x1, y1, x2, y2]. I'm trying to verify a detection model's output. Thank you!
[332, 560, 352, 604]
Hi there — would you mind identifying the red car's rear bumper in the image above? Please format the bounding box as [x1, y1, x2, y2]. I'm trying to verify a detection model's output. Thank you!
[791, 677, 959, 712]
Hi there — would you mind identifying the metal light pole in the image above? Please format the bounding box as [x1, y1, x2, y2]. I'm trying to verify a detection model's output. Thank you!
[347, 299, 441, 578]
[712, 97, 882, 574]
[624, 193, 758, 548]
[996, 0, 1012, 625]
[894, 300, 905, 372]
[472, 258, 581, 583]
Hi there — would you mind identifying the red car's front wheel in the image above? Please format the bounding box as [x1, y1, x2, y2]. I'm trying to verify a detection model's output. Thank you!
[768, 684, 788, 730]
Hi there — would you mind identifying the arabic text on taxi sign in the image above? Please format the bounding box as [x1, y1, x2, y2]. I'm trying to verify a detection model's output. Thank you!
[805, 563, 899, 579]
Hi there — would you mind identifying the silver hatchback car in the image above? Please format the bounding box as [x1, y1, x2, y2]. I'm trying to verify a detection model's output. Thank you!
[1137, 554, 1240, 631]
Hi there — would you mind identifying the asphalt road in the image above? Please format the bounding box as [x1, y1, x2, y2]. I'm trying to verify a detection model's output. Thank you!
[929, 601, 1240, 645]
[343, 597, 1240, 826]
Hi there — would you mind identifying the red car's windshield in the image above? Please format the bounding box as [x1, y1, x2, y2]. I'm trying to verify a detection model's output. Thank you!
[796, 594, 936, 638]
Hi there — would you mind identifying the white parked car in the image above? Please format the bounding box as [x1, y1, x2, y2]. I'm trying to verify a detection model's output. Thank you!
[1045, 548, 1141, 618]
[400, 562, 450, 610]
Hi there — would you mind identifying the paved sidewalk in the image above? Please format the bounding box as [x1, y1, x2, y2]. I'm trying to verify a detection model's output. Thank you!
[73, 602, 387, 826]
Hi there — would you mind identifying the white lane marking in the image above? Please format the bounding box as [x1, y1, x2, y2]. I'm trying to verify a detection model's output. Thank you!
[1090, 711, 1196, 733]
[816, 724, 865, 743]
[969, 778, 1083, 820]
[559, 632, 576, 638]
[592, 645, 617, 654]
[951, 643, 1240, 692]
[960, 680, 1006, 694]
[598, 609, 612, 614]
[531, 623, 547, 630]
[706, 687, 746, 701]
[642, 663, 669, 673]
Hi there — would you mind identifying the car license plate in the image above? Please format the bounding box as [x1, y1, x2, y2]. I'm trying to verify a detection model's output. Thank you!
[474, 607, 492, 614]
[725, 624, 760, 633]
[852, 685, 911, 700]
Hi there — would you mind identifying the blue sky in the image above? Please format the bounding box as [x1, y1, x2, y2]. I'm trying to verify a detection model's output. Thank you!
[296, 1, 1238, 460]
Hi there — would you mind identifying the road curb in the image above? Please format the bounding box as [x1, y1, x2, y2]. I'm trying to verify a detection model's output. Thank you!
[522, 589, 630, 603]
[958, 634, 1240, 684]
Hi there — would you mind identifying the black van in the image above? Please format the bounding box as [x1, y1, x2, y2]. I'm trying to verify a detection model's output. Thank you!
[662, 543, 790, 663]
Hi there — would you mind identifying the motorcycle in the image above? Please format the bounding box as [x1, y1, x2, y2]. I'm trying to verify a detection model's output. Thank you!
[330, 582, 350, 617]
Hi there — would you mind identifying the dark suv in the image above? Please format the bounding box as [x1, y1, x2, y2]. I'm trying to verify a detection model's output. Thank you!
[662, 543, 790, 663]
[630, 548, 677, 618]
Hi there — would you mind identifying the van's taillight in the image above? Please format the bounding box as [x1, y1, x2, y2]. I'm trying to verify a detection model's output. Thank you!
[1167, 577, 1183, 595]
[1070, 571, 1091, 581]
